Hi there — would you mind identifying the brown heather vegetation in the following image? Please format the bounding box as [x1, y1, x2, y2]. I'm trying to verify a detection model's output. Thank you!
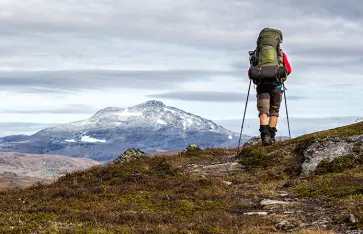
[0, 122, 362, 233]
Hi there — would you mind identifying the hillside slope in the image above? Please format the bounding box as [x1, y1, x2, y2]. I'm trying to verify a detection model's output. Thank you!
[0, 122, 362, 233]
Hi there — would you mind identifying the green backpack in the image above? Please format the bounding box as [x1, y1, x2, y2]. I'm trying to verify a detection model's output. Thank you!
[249, 28, 287, 85]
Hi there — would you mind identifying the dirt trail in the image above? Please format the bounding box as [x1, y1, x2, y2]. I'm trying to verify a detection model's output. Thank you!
[183, 154, 358, 233]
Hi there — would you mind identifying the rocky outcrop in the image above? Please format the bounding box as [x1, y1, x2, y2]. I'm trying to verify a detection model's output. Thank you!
[241, 136, 261, 149]
[186, 144, 199, 150]
[113, 148, 149, 163]
[182, 144, 203, 155]
[301, 135, 363, 175]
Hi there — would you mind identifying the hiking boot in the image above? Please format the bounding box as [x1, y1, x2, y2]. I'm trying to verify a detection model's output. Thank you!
[269, 127, 277, 143]
[259, 125, 273, 146]
[261, 135, 273, 146]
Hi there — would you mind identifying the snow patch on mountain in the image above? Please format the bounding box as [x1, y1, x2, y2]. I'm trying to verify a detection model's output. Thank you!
[165, 108, 176, 114]
[115, 108, 143, 118]
[81, 136, 106, 143]
[65, 139, 76, 143]
[182, 121, 187, 130]
[157, 119, 167, 125]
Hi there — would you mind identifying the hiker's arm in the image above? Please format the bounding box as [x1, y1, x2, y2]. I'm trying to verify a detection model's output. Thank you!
[282, 52, 292, 75]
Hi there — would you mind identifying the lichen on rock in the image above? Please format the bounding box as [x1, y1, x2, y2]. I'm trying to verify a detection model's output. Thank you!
[181, 144, 203, 156]
[301, 135, 363, 175]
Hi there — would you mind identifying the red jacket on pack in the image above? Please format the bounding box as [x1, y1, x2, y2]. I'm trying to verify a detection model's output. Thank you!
[248, 51, 292, 78]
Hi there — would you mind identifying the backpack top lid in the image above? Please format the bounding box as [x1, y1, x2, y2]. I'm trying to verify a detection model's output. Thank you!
[257, 27, 283, 45]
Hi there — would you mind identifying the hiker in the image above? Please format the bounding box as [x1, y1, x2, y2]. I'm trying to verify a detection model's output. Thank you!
[247, 28, 292, 146]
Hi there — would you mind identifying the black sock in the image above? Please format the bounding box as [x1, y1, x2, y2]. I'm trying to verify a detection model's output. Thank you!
[259, 125, 269, 130]
[259, 125, 270, 136]
[269, 127, 277, 138]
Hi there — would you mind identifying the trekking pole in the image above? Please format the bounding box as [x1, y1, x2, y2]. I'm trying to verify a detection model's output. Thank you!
[237, 79, 252, 154]
[282, 74, 291, 139]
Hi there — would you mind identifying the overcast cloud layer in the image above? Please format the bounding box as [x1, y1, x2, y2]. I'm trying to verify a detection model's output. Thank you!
[147, 91, 304, 102]
[0, 0, 362, 137]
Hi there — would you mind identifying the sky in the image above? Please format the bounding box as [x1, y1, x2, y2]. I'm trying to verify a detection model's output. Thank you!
[0, 0, 362, 137]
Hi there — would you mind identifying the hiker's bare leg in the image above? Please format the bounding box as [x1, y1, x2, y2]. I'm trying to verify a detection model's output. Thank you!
[259, 114, 268, 125]
[268, 116, 278, 143]
[269, 116, 278, 128]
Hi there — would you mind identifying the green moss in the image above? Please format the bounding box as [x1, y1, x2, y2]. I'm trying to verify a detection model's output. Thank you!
[315, 154, 363, 175]
[294, 168, 363, 199]
[353, 142, 362, 153]
[268, 121, 363, 153]
[151, 158, 182, 176]
[179, 146, 235, 158]
[236, 147, 268, 169]
[0, 212, 57, 233]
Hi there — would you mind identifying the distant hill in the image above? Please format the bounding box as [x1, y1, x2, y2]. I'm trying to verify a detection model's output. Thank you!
[0, 100, 249, 161]
[0, 151, 99, 179]
[0, 151, 99, 190]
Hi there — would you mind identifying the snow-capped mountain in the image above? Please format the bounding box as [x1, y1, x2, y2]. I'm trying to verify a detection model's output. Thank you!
[0, 100, 249, 161]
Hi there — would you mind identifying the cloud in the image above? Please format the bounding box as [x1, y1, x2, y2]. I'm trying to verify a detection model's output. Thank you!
[0, 69, 238, 91]
[2, 0, 363, 51]
[147, 90, 304, 102]
[147, 91, 248, 102]
[276, 0, 363, 20]
[2, 0, 363, 84]
[214, 116, 363, 138]
[0, 105, 97, 114]
[0, 122, 59, 137]
[0, 0, 362, 131]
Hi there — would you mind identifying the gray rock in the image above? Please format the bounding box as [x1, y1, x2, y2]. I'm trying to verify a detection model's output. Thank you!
[113, 148, 148, 163]
[260, 199, 290, 206]
[350, 214, 358, 224]
[283, 211, 295, 214]
[242, 136, 261, 149]
[222, 181, 232, 186]
[243, 211, 268, 216]
[301, 135, 363, 175]
[275, 220, 296, 231]
[194, 162, 244, 174]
